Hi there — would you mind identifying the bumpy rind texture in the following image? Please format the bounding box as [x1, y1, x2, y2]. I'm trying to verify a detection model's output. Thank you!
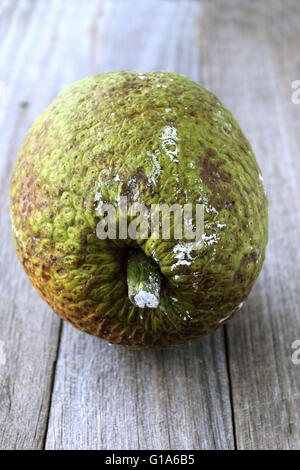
[10, 71, 268, 349]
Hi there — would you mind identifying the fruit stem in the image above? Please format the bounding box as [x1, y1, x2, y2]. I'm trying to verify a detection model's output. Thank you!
[127, 250, 162, 309]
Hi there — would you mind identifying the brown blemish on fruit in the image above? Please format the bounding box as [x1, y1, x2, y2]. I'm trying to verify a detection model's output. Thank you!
[233, 252, 258, 283]
[41, 264, 51, 281]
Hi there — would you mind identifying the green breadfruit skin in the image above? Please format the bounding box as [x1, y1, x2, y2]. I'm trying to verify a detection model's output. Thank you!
[10, 71, 268, 349]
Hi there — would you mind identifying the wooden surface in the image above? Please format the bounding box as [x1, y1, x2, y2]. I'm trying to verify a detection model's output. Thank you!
[0, 0, 299, 450]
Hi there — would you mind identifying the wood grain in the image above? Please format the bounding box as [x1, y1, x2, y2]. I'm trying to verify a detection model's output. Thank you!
[199, 0, 300, 450]
[0, 0, 106, 449]
[45, 324, 233, 450]
[0, 0, 64, 449]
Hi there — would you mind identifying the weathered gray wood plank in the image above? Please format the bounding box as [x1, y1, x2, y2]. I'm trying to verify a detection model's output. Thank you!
[44, 0, 234, 451]
[0, 0, 105, 449]
[0, 0, 64, 449]
[199, 0, 300, 450]
[45, 324, 233, 450]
